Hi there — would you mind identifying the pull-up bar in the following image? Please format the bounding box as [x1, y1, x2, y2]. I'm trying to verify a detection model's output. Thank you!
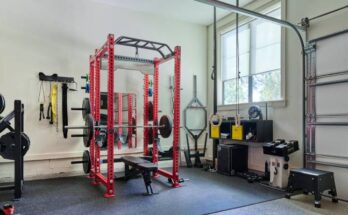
[115, 36, 175, 59]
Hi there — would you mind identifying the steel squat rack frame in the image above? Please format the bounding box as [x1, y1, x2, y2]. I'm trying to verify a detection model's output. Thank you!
[88, 34, 181, 197]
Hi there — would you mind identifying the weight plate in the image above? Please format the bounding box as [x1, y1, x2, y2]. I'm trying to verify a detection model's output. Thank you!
[0, 94, 5, 115]
[82, 150, 91, 174]
[159, 115, 172, 138]
[82, 98, 91, 120]
[96, 130, 107, 149]
[0, 132, 30, 160]
[132, 117, 136, 134]
[148, 101, 153, 121]
[148, 127, 153, 145]
[83, 114, 94, 147]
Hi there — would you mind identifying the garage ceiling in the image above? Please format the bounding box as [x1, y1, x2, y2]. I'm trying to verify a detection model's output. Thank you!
[92, 0, 255, 25]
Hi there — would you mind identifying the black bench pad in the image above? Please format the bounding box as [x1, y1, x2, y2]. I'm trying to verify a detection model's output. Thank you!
[121, 156, 157, 171]
[138, 163, 158, 171]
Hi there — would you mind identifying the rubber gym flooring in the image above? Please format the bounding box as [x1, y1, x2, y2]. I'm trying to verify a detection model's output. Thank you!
[0, 168, 284, 215]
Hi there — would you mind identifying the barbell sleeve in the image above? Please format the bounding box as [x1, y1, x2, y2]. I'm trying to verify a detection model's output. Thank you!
[71, 134, 87, 138]
[71, 160, 88, 164]
[71, 107, 86, 111]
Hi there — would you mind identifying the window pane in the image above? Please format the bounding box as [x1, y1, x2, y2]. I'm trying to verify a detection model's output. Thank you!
[222, 27, 250, 57]
[223, 77, 249, 105]
[252, 70, 281, 102]
[222, 57, 236, 80]
[222, 53, 249, 80]
[221, 26, 251, 81]
[222, 32, 236, 58]
[223, 80, 235, 105]
[239, 28, 250, 54]
[255, 43, 280, 74]
[239, 53, 250, 77]
[255, 22, 280, 48]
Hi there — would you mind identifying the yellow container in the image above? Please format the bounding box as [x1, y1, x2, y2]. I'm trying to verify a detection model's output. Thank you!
[232, 125, 243, 140]
[210, 126, 220, 139]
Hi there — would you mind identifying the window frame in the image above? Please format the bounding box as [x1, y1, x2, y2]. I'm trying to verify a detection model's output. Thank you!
[217, 2, 286, 110]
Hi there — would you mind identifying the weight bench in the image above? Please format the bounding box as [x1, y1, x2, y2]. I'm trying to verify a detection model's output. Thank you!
[120, 156, 158, 195]
[286, 168, 338, 208]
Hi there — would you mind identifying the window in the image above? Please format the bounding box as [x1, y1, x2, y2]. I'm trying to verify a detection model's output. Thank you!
[221, 8, 281, 105]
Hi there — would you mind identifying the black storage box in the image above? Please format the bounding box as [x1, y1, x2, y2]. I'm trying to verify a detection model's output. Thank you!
[217, 144, 248, 175]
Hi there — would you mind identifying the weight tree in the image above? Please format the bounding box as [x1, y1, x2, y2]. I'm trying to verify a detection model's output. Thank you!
[84, 34, 181, 197]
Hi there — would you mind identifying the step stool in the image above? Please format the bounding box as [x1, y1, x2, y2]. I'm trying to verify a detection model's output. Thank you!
[285, 168, 338, 208]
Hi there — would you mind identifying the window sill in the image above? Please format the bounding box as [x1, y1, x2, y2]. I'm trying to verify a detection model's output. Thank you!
[217, 99, 286, 112]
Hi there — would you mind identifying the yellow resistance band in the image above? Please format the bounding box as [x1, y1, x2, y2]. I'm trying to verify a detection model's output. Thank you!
[51, 83, 58, 124]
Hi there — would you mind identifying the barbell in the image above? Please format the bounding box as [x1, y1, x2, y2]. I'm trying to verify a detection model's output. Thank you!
[65, 114, 172, 147]
[71, 98, 91, 120]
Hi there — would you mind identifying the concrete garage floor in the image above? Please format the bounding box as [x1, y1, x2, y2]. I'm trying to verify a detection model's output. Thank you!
[214, 195, 348, 215]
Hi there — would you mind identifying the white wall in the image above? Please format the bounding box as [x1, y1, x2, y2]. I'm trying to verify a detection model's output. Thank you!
[206, 0, 348, 199]
[0, 0, 207, 180]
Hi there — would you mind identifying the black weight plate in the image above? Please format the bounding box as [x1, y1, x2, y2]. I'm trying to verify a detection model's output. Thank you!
[159, 115, 172, 138]
[148, 101, 153, 121]
[82, 150, 91, 174]
[0, 132, 30, 160]
[0, 94, 5, 114]
[96, 130, 107, 149]
[148, 127, 153, 145]
[83, 114, 94, 147]
[82, 98, 91, 119]
[21, 132, 31, 156]
[132, 117, 136, 134]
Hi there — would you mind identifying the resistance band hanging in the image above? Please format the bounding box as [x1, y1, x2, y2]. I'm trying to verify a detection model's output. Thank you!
[47, 82, 53, 124]
[232, 0, 243, 141]
[62, 83, 68, 138]
[38, 81, 46, 120]
[51, 83, 58, 131]
[235, 0, 240, 123]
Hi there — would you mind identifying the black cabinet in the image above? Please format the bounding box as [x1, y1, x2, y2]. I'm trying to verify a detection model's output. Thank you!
[217, 144, 248, 175]
[210, 119, 273, 142]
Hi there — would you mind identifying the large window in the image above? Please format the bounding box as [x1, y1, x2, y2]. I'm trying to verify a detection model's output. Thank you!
[221, 8, 281, 105]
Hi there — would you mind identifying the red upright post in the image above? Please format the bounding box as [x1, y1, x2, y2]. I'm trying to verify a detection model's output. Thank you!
[143, 74, 149, 155]
[89, 56, 95, 180]
[127, 94, 133, 148]
[118, 93, 123, 150]
[105, 34, 115, 198]
[94, 51, 101, 183]
[152, 60, 159, 167]
[172, 47, 181, 187]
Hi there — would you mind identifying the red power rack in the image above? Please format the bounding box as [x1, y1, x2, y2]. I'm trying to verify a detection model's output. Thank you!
[87, 34, 181, 197]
